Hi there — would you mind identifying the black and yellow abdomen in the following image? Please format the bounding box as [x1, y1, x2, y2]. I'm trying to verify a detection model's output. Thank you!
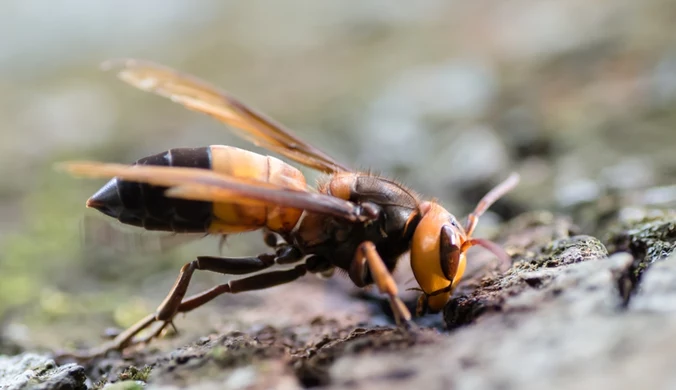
[207, 145, 307, 234]
[86, 145, 307, 234]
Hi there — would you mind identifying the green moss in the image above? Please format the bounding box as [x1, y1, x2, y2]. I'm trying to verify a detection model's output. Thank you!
[209, 338, 263, 367]
[118, 365, 153, 382]
[101, 380, 145, 390]
[604, 210, 676, 278]
[534, 235, 608, 267]
[204, 334, 287, 369]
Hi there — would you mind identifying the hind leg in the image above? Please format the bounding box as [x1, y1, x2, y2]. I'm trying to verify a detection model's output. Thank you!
[56, 247, 304, 361]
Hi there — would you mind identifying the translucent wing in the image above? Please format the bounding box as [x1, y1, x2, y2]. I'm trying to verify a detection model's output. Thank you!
[102, 58, 350, 174]
[81, 215, 208, 255]
[59, 161, 373, 223]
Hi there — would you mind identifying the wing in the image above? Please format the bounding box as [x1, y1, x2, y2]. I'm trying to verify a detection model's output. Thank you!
[101, 58, 350, 174]
[81, 215, 207, 255]
[58, 161, 373, 223]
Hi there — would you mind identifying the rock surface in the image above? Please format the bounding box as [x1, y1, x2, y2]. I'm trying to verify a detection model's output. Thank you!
[0, 353, 86, 390]
[8, 208, 666, 390]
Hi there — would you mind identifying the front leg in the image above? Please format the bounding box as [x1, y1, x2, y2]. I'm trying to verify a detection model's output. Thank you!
[349, 241, 412, 326]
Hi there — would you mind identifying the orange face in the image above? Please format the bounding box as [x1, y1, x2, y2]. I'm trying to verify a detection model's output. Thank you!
[410, 201, 468, 313]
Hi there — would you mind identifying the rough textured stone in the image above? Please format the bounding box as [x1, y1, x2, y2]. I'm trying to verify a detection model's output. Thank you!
[331, 253, 676, 390]
[41, 208, 676, 390]
[0, 353, 86, 390]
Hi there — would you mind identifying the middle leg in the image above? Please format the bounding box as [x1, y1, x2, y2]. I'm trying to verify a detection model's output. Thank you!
[155, 245, 302, 321]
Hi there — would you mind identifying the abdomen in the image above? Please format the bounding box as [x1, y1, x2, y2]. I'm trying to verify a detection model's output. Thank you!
[97, 145, 306, 234]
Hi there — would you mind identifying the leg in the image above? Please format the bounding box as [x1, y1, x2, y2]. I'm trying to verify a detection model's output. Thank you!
[263, 230, 302, 265]
[56, 248, 304, 361]
[263, 229, 280, 248]
[465, 172, 520, 236]
[132, 264, 309, 347]
[415, 294, 428, 317]
[349, 241, 412, 326]
[155, 246, 301, 321]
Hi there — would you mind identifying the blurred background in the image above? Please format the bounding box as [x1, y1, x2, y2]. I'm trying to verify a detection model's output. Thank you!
[1, 0, 675, 354]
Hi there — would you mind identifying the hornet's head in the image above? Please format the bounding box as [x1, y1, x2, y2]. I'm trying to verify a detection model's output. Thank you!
[408, 173, 520, 315]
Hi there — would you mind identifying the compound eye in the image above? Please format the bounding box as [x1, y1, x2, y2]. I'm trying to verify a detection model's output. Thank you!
[440, 225, 461, 281]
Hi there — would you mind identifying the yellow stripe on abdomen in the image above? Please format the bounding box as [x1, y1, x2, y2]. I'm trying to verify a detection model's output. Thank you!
[206, 145, 307, 235]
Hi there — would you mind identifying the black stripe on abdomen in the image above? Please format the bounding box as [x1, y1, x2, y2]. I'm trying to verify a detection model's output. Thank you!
[117, 147, 214, 232]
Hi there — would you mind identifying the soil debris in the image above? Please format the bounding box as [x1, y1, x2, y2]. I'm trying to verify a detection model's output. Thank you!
[65, 319, 439, 389]
[293, 326, 439, 387]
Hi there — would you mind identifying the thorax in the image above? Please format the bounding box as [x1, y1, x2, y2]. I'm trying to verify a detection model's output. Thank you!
[291, 173, 421, 272]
